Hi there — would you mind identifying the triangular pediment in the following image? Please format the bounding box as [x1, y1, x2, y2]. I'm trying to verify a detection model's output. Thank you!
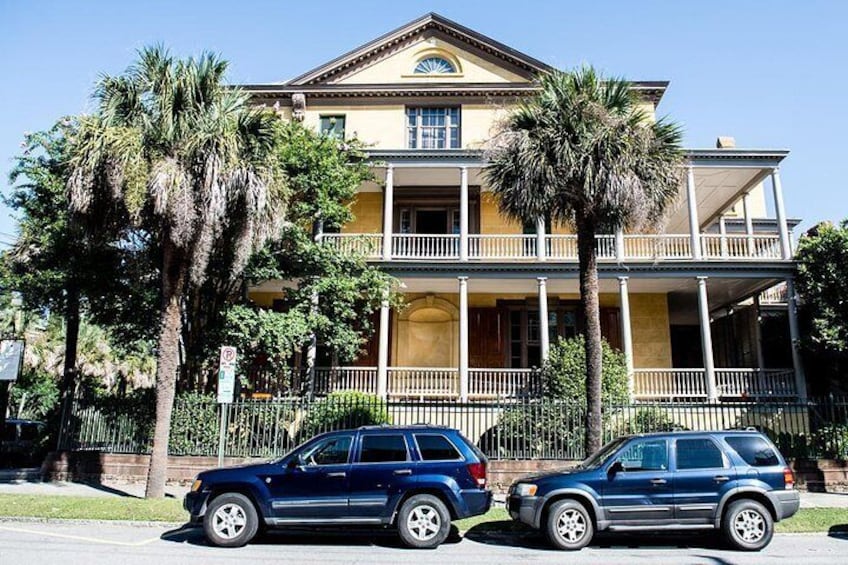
[286, 12, 550, 86]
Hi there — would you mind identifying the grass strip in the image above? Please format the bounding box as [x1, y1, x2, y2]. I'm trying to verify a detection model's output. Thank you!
[0, 494, 187, 522]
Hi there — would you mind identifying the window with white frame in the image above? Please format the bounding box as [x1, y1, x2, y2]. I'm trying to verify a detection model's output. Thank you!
[406, 107, 460, 149]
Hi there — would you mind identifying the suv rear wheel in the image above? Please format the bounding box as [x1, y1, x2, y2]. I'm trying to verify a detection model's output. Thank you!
[203, 492, 259, 548]
[397, 494, 451, 549]
[722, 499, 774, 551]
[545, 499, 594, 551]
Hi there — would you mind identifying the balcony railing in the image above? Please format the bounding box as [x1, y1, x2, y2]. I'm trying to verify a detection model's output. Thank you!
[323, 233, 786, 262]
[261, 366, 797, 402]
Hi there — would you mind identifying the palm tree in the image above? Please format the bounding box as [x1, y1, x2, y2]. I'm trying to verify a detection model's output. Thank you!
[66, 46, 287, 498]
[486, 67, 684, 453]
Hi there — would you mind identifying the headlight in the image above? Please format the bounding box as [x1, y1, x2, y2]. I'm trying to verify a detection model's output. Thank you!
[191, 479, 203, 492]
[514, 483, 538, 496]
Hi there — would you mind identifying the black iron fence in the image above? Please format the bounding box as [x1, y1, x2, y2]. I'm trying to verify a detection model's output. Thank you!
[57, 392, 848, 461]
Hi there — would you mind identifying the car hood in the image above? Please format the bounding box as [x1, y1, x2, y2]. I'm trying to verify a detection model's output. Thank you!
[517, 465, 584, 484]
[198, 461, 277, 482]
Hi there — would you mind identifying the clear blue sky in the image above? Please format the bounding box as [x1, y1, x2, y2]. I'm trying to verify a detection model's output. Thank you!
[2, 0, 846, 245]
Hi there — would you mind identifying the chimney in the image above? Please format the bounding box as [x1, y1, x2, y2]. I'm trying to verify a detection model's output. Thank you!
[716, 136, 736, 148]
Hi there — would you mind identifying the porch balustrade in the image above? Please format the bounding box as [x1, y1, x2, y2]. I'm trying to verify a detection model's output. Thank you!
[323, 233, 788, 262]
[634, 368, 797, 401]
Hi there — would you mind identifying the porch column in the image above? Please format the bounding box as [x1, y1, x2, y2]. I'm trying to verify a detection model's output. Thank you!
[753, 294, 766, 370]
[306, 220, 323, 399]
[536, 217, 546, 261]
[743, 192, 755, 256]
[771, 168, 792, 259]
[618, 276, 635, 398]
[696, 276, 718, 401]
[615, 228, 625, 264]
[376, 296, 390, 399]
[538, 277, 550, 362]
[459, 166, 469, 261]
[458, 276, 469, 401]
[382, 164, 394, 261]
[719, 216, 728, 258]
[686, 166, 702, 260]
[785, 277, 808, 401]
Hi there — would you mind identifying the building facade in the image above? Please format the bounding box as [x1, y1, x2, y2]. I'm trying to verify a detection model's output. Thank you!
[243, 13, 804, 403]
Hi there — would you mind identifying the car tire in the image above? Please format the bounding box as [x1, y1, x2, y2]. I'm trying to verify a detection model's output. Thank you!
[545, 499, 594, 551]
[397, 494, 451, 549]
[203, 492, 260, 548]
[722, 499, 774, 551]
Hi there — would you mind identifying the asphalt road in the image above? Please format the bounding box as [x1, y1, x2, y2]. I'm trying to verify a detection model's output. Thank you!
[0, 520, 846, 565]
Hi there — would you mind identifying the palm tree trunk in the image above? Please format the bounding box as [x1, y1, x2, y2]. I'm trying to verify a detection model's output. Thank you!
[577, 220, 603, 454]
[57, 282, 81, 450]
[145, 242, 186, 499]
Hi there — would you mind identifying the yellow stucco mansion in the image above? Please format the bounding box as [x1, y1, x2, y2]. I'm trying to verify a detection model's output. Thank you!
[242, 13, 804, 403]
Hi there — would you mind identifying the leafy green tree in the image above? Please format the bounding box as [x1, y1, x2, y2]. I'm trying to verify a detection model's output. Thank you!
[795, 220, 848, 394]
[65, 46, 288, 498]
[486, 67, 683, 453]
[541, 336, 629, 405]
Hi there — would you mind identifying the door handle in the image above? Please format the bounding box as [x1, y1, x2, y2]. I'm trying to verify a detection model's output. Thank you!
[650, 478, 667, 485]
[393, 469, 413, 476]
[326, 472, 346, 478]
[714, 475, 730, 483]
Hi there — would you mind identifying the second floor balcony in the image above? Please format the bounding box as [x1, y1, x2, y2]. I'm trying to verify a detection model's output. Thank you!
[324, 232, 788, 263]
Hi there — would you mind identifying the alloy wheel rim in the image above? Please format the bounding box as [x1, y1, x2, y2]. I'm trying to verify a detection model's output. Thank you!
[407, 504, 441, 541]
[556, 508, 587, 543]
[734, 509, 766, 543]
[212, 503, 247, 540]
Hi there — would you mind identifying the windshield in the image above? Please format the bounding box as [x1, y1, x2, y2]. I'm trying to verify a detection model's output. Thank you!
[577, 437, 629, 469]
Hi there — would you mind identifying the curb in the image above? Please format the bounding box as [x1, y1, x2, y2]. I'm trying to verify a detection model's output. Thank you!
[0, 516, 187, 529]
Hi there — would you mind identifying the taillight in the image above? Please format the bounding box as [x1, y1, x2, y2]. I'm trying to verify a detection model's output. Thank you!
[783, 467, 795, 490]
[467, 462, 487, 488]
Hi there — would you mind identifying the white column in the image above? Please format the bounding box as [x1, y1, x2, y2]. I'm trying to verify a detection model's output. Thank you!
[615, 228, 625, 264]
[753, 294, 766, 370]
[377, 298, 390, 399]
[618, 276, 635, 399]
[743, 192, 755, 256]
[459, 166, 469, 261]
[382, 165, 394, 261]
[458, 276, 469, 402]
[719, 216, 728, 258]
[696, 276, 718, 401]
[536, 217, 546, 261]
[538, 277, 550, 362]
[785, 277, 808, 401]
[771, 168, 792, 260]
[686, 166, 702, 260]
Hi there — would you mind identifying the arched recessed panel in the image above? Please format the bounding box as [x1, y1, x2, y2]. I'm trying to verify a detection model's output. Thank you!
[414, 56, 456, 74]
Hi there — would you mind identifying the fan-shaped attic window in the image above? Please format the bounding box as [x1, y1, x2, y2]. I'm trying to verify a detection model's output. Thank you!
[414, 57, 456, 74]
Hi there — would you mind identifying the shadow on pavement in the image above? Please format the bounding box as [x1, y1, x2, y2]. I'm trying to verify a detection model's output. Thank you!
[161, 524, 463, 549]
[464, 521, 729, 552]
[828, 525, 848, 539]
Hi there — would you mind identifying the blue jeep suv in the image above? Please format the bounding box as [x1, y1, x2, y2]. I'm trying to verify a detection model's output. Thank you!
[185, 425, 492, 548]
[508, 430, 799, 551]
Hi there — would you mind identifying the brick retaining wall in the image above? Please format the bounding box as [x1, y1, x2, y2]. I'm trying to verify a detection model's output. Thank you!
[41, 451, 848, 493]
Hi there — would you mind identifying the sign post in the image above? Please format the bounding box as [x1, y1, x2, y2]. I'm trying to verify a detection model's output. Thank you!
[217, 346, 237, 468]
[0, 338, 25, 434]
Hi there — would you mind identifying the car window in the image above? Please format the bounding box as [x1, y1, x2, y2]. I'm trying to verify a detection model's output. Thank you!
[617, 439, 668, 471]
[359, 434, 408, 463]
[2, 423, 16, 442]
[415, 434, 462, 461]
[19, 424, 41, 442]
[725, 436, 780, 467]
[676, 438, 725, 470]
[301, 435, 352, 466]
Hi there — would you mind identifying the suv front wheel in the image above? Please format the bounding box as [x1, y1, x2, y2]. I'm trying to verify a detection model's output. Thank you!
[203, 492, 260, 548]
[397, 494, 451, 549]
[722, 499, 774, 551]
[545, 499, 594, 550]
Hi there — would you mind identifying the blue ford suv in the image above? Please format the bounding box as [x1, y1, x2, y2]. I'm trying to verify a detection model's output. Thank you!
[508, 430, 799, 551]
[185, 425, 492, 548]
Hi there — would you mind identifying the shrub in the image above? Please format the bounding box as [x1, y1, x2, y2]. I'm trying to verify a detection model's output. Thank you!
[606, 407, 682, 438]
[299, 391, 390, 439]
[480, 400, 585, 460]
[541, 336, 629, 405]
[813, 424, 848, 460]
[169, 392, 219, 455]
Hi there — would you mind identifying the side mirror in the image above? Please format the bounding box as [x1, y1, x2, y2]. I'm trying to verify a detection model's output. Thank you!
[286, 457, 300, 470]
[608, 460, 624, 477]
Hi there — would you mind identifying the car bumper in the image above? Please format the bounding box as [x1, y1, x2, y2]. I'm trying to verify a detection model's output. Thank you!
[183, 490, 211, 522]
[458, 489, 493, 518]
[769, 489, 801, 521]
[508, 495, 541, 528]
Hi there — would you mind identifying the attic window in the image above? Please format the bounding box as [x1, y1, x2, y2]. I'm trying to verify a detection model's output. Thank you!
[414, 57, 456, 74]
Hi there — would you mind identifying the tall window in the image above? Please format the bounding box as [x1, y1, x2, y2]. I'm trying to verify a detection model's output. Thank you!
[319, 115, 345, 139]
[406, 107, 460, 149]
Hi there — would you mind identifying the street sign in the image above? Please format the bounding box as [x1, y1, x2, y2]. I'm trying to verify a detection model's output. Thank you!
[217, 346, 238, 404]
[0, 339, 24, 382]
